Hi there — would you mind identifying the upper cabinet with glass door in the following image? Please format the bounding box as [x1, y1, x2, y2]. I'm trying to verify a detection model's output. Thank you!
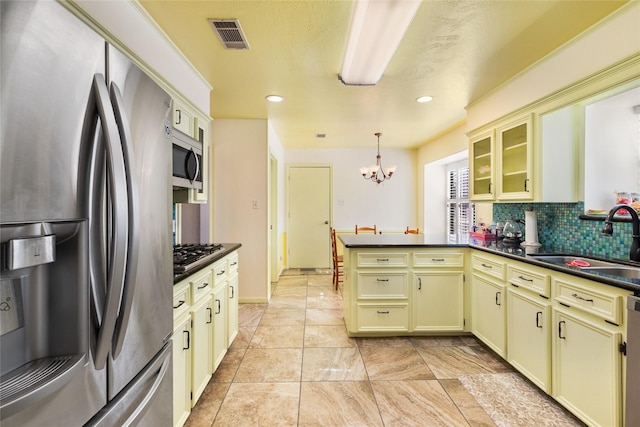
[497, 115, 533, 200]
[470, 131, 495, 200]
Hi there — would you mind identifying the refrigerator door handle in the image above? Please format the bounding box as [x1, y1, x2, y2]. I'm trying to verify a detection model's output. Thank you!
[91, 74, 129, 370]
[109, 82, 140, 359]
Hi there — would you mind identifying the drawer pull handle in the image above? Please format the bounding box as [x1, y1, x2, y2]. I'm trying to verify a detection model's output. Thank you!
[183, 330, 190, 350]
[198, 282, 209, 290]
[481, 263, 493, 269]
[518, 275, 533, 282]
[217, 270, 226, 276]
[376, 278, 390, 282]
[418, 277, 422, 290]
[558, 320, 566, 339]
[535, 311, 542, 328]
[230, 285, 235, 299]
[173, 300, 185, 309]
[216, 299, 221, 314]
[495, 291, 501, 306]
[231, 261, 238, 266]
[571, 293, 593, 303]
[207, 307, 212, 324]
[376, 258, 389, 262]
[377, 310, 390, 314]
[432, 258, 445, 262]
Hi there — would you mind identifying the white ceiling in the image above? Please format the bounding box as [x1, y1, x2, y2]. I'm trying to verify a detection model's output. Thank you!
[140, 0, 627, 149]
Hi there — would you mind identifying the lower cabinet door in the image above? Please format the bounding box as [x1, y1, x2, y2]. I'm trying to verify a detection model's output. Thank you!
[191, 297, 212, 406]
[356, 303, 409, 332]
[212, 284, 228, 371]
[227, 272, 239, 346]
[413, 271, 464, 332]
[471, 274, 506, 357]
[552, 308, 622, 427]
[173, 313, 191, 427]
[506, 288, 551, 392]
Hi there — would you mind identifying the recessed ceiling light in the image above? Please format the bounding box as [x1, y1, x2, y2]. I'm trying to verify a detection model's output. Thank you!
[416, 96, 433, 103]
[266, 95, 284, 103]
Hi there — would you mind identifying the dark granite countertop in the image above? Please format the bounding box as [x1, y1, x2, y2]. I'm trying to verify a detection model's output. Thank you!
[338, 233, 640, 293]
[339, 233, 470, 248]
[173, 243, 242, 284]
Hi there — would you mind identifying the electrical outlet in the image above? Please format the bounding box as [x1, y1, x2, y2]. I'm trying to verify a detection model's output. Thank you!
[252, 200, 259, 209]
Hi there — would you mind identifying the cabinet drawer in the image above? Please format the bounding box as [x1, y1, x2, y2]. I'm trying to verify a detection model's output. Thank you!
[357, 253, 409, 268]
[212, 258, 228, 285]
[471, 254, 506, 281]
[228, 251, 239, 274]
[357, 272, 408, 299]
[554, 278, 623, 324]
[357, 303, 409, 331]
[173, 281, 191, 319]
[191, 268, 213, 302]
[413, 252, 464, 267]
[507, 265, 550, 297]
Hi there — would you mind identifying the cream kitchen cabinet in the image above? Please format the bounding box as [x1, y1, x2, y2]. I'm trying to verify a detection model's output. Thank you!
[210, 253, 234, 371]
[227, 251, 239, 346]
[412, 250, 465, 332]
[188, 268, 213, 406]
[173, 100, 194, 136]
[506, 263, 551, 393]
[496, 115, 533, 200]
[342, 247, 466, 336]
[470, 252, 507, 357]
[172, 281, 191, 427]
[190, 295, 212, 405]
[172, 248, 240, 426]
[469, 115, 533, 201]
[470, 130, 495, 200]
[551, 274, 630, 427]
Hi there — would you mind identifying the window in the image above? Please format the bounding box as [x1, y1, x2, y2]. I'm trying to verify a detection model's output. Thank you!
[447, 162, 475, 237]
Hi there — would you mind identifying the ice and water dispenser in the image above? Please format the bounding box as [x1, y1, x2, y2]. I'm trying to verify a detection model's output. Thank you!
[0, 220, 88, 417]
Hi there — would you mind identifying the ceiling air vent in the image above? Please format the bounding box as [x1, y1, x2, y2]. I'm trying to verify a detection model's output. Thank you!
[209, 19, 249, 50]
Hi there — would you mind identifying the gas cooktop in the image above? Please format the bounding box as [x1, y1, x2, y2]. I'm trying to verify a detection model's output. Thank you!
[173, 243, 224, 274]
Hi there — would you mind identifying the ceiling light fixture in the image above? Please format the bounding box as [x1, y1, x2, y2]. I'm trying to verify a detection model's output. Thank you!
[360, 133, 396, 184]
[265, 95, 284, 103]
[339, 0, 421, 86]
[416, 96, 433, 103]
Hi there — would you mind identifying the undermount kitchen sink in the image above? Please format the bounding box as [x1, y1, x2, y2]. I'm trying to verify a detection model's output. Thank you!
[579, 267, 640, 280]
[528, 254, 640, 281]
[527, 254, 617, 268]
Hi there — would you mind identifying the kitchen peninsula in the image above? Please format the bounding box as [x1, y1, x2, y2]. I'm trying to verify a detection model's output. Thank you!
[339, 233, 636, 427]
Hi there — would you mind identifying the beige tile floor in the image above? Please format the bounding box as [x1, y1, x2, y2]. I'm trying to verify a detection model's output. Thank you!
[184, 270, 585, 427]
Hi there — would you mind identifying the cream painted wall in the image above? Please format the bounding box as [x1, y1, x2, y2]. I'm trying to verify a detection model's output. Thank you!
[285, 148, 416, 233]
[467, 3, 640, 132]
[212, 119, 270, 303]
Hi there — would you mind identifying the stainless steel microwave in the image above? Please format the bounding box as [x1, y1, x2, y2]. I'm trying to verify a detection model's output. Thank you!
[172, 128, 203, 190]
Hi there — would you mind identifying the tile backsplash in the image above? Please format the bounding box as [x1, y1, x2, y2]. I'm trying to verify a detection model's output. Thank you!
[493, 202, 635, 259]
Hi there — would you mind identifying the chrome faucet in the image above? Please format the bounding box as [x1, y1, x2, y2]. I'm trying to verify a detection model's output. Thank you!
[602, 204, 640, 262]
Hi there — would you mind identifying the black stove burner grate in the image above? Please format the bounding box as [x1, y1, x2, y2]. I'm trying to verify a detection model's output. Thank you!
[173, 243, 224, 273]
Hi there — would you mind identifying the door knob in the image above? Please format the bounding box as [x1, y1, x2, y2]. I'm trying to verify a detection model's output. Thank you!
[324, 221, 329, 224]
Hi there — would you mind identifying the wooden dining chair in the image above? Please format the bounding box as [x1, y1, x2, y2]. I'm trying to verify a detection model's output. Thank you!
[330, 227, 343, 290]
[355, 224, 377, 234]
[405, 227, 420, 234]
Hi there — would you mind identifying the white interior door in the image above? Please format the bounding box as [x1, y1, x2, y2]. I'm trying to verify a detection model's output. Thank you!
[288, 166, 331, 268]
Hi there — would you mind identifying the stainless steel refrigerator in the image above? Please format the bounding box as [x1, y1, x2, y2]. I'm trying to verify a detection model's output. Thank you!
[1, 1, 173, 425]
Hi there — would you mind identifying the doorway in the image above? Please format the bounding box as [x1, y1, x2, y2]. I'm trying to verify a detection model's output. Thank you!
[287, 165, 332, 269]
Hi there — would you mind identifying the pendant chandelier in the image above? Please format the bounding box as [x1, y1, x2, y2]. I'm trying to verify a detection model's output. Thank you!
[359, 133, 396, 184]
